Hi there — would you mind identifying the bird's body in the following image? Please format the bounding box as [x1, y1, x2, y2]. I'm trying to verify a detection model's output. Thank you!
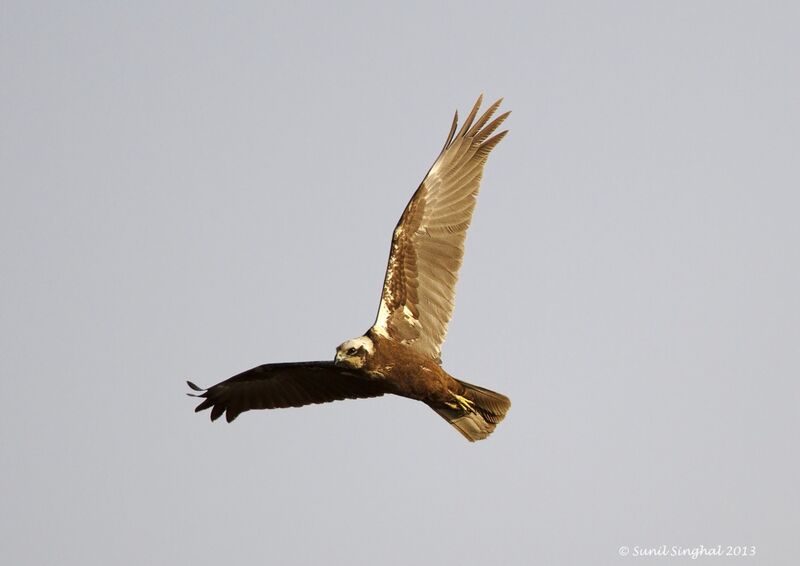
[345, 330, 450, 402]
[189, 95, 512, 441]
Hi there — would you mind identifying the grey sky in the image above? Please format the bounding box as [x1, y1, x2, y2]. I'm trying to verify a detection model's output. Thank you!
[1, 2, 798, 565]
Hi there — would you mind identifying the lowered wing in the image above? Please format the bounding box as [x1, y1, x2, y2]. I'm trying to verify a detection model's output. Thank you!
[187, 361, 386, 423]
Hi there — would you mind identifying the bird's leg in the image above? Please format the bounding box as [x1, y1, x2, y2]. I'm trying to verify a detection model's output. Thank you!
[446, 392, 476, 413]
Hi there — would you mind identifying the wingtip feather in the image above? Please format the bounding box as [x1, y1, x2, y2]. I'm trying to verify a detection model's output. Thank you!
[475, 110, 511, 143]
[210, 404, 225, 421]
[441, 110, 459, 153]
[479, 130, 509, 156]
[455, 95, 485, 139]
[466, 98, 504, 138]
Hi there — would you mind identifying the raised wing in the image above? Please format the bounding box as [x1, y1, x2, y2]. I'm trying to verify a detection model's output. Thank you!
[372, 95, 510, 360]
[187, 361, 386, 423]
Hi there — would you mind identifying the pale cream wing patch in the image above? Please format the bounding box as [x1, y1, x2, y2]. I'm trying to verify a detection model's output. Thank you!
[372, 96, 510, 360]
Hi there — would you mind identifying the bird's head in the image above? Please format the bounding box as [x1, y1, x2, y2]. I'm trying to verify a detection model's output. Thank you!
[334, 336, 374, 369]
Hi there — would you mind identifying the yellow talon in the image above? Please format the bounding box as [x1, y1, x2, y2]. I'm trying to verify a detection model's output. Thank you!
[447, 393, 476, 413]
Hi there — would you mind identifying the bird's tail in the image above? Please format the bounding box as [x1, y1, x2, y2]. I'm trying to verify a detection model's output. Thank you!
[431, 379, 511, 442]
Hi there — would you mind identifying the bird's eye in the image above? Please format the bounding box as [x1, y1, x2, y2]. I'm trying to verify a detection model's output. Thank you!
[346, 347, 357, 356]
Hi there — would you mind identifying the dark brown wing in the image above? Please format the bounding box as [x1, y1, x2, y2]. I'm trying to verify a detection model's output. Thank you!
[372, 95, 510, 360]
[187, 361, 386, 423]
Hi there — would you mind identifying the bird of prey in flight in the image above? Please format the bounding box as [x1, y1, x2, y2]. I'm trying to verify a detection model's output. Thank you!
[188, 95, 511, 441]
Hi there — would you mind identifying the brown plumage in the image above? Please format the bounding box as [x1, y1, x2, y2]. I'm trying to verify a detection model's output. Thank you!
[188, 95, 511, 441]
[187, 363, 386, 423]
